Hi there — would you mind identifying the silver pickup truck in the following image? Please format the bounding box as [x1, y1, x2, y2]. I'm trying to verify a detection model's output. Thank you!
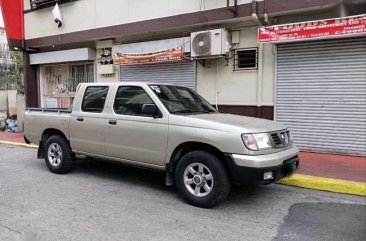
[24, 82, 299, 208]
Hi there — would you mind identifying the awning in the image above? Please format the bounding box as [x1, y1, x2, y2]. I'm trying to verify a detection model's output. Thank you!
[29, 48, 95, 65]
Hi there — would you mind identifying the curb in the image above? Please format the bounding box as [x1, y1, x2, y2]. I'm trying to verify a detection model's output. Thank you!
[1, 140, 365, 197]
[0, 140, 38, 149]
[279, 174, 366, 197]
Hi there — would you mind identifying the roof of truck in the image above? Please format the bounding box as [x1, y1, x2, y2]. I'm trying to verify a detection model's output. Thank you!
[79, 82, 174, 87]
[83, 82, 172, 85]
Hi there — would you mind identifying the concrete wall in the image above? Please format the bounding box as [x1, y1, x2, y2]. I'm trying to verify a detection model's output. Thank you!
[0, 90, 18, 116]
[197, 27, 275, 106]
[24, 0, 254, 39]
[96, 66, 120, 83]
[16, 94, 25, 132]
[0, 91, 7, 113]
[8, 90, 17, 115]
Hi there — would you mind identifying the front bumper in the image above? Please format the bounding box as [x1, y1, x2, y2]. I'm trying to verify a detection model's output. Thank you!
[225, 147, 300, 185]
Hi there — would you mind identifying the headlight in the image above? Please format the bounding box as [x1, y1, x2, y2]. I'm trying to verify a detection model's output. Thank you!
[242, 133, 272, 151]
[242, 134, 258, 150]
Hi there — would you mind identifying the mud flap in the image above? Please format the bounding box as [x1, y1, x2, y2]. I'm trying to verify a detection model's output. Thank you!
[37, 141, 44, 159]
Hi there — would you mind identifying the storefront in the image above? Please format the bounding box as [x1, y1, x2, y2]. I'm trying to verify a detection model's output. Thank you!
[29, 48, 95, 108]
[113, 37, 196, 89]
[39, 62, 94, 108]
[259, 15, 366, 156]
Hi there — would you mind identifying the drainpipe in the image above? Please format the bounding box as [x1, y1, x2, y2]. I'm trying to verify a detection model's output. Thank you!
[339, 2, 348, 17]
[251, 0, 264, 118]
[263, 0, 269, 25]
[256, 42, 264, 118]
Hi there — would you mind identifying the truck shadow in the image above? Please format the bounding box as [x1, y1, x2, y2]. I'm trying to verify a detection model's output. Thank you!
[73, 157, 170, 191]
[70, 157, 268, 207]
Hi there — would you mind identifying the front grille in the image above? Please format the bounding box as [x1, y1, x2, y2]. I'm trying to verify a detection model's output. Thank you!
[270, 130, 292, 148]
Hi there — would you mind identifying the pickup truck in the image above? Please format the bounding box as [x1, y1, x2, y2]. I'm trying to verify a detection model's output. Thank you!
[24, 82, 299, 208]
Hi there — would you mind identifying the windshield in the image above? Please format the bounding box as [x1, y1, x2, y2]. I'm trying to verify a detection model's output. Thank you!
[149, 85, 217, 114]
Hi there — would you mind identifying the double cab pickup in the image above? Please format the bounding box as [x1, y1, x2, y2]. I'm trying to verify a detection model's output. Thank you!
[25, 82, 299, 208]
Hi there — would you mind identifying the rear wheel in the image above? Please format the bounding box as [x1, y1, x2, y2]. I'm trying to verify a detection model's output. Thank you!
[175, 150, 230, 208]
[44, 135, 74, 174]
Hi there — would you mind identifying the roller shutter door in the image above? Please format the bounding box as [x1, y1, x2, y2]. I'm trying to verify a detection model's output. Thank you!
[120, 61, 196, 89]
[276, 37, 366, 156]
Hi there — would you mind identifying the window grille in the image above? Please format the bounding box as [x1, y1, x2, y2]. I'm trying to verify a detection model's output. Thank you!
[42, 62, 94, 108]
[233, 48, 258, 71]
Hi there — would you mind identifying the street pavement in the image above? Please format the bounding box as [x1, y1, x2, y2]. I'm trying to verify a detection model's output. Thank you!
[0, 144, 365, 241]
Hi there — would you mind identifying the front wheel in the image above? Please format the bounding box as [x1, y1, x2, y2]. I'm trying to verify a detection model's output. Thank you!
[175, 150, 230, 208]
[44, 135, 74, 174]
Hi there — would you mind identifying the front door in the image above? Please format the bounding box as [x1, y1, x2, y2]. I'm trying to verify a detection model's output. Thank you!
[105, 85, 169, 166]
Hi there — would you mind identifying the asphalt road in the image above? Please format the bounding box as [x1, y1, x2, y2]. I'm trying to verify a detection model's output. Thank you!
[0, 144, 365, 241]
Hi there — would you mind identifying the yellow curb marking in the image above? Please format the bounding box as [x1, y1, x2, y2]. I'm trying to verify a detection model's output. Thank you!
[0, 140, 38, 149]
[280, 174, 366, 197]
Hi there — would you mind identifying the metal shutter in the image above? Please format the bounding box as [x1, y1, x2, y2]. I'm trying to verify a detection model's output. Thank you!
[120, 61, 196, 89]
[276, 37, 366, 156]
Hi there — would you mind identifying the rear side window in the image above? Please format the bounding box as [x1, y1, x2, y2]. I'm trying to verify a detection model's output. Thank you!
[81, 86, 109, 113]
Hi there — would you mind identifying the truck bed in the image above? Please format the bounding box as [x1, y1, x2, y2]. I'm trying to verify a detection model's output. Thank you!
[24, 108, 72, 145]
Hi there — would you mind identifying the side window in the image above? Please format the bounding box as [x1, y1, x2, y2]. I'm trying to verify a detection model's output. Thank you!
[114, 86, 154, 116]
[81, 86, 109, 113]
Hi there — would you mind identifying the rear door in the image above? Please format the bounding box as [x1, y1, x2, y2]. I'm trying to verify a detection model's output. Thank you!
[69, 85, 110, 155]
[104, 85, 169, 166]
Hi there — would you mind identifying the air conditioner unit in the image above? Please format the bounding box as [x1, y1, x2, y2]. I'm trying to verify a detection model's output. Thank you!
[190, 29, 230, 58]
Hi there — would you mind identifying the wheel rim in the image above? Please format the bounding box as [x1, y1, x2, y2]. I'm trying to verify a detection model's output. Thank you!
[183, 163, 214, 198]
[47, 143, 63, 166]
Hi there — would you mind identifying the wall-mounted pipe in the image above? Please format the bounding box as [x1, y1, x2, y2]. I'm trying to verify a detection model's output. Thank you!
[227, 0, 238, 17]
[251, 0, 262, 25]
[263, 0, 270, 25]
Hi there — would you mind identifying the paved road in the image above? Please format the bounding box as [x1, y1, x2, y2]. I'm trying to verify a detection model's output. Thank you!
[0, 144, 365, 241]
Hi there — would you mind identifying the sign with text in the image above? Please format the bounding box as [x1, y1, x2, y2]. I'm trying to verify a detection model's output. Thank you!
[112, 37, 190, 65]
[258, 15, 366, 43]
[113, 48, 184, 65]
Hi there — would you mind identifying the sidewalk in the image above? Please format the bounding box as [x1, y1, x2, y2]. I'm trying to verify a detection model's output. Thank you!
[1, 131, 365, 196]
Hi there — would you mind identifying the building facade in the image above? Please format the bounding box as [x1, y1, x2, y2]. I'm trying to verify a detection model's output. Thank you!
[1, 0, 365, 156]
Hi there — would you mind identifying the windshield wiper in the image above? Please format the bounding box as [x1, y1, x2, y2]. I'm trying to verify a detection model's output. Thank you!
[201, 109, 216, 113]
[171, 109, 216, 114]
[171, 110, 203, 114]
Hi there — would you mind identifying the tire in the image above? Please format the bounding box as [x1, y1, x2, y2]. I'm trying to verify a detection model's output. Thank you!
[44, 135, 74, 174]
[175, 150, 230, 208]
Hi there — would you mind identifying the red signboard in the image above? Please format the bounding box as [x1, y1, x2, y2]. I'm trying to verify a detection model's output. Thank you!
[0, 0, 24, 49]
[258, 15, 366, 43]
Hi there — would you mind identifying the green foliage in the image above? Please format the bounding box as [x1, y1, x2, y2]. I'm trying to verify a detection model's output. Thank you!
[9, 51, 24, 90]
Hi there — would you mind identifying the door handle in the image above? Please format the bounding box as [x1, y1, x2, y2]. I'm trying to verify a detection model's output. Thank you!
[108, 120, 117, 125]
[76, 117, 84, 122]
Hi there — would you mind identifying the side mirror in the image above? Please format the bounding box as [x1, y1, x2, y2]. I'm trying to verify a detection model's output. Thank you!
[142, 104, 160, 118]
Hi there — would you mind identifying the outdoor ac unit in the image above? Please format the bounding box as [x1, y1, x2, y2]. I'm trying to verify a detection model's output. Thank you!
[191, 29, 229, 58]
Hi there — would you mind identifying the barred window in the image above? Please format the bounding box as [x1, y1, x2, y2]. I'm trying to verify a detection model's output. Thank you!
[233, 48, 258, 71]
[41, 62, 94, 108]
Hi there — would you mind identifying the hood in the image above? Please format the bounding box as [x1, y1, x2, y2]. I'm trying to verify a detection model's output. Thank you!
[170, 113, 286, 133]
